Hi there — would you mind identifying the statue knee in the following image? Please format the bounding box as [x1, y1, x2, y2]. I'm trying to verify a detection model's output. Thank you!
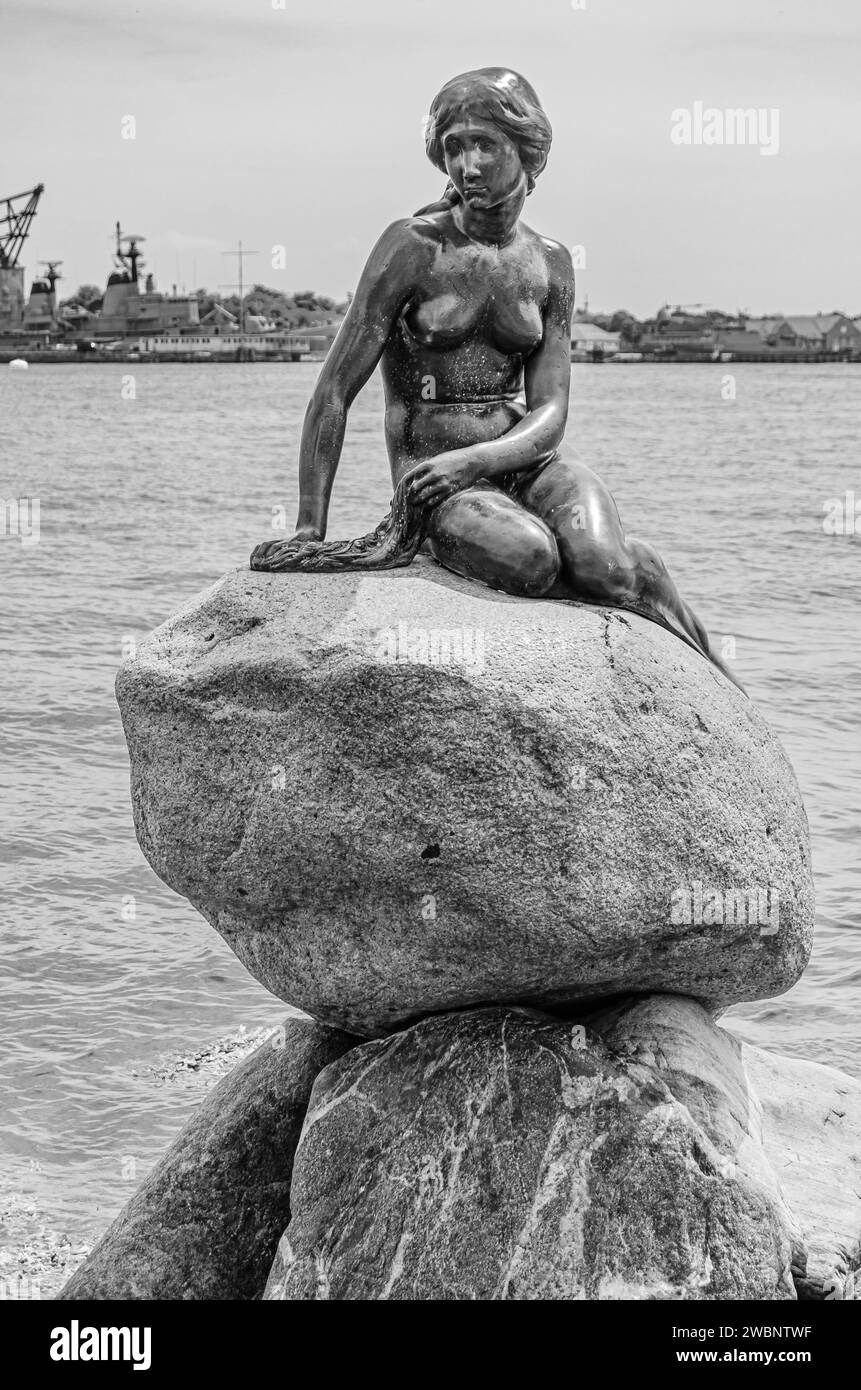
[497, 522, 560, 598]
[426, 503, 560, 598]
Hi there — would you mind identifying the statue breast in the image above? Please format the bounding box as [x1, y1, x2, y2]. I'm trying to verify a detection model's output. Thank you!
[400, 287, 545, 356]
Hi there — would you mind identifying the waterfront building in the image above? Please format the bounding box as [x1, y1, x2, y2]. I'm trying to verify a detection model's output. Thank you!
[571, 322, 621, 360]
[746, 314, 861, 356]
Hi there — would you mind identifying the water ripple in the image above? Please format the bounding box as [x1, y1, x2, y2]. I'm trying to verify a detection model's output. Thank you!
[1, 361, 858, 1252]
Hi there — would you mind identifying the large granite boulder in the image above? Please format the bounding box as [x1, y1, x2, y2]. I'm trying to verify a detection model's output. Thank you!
[116, 561, 814, 1036]
[59, 1018, 353, 1301]
[265, 1000, 802, 1301]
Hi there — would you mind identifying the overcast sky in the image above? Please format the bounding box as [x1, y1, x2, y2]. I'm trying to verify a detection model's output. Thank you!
[4, 0, 859, 316]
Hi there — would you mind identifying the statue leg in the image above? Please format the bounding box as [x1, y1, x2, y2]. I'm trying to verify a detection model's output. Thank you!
[514, 455, 741, 685]
[424, 482, 560, 598]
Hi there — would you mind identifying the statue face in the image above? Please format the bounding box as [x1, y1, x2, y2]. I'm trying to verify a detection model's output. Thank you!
[440, 115, 524, 209]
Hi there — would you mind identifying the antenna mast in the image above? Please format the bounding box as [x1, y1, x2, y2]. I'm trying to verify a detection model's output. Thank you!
[221, 241, 259, 334]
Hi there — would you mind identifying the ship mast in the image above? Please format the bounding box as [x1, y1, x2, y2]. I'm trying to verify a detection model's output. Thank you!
[238, 240, 244, 334]
[221, 241, 258, 334]
[115, 223, 146, 283]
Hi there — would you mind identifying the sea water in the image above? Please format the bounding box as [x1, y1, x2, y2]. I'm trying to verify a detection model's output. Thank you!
[1, 361, 858, 1261]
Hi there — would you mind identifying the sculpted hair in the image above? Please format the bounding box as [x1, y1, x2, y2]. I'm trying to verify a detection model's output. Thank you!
[423, 67, 553, 203]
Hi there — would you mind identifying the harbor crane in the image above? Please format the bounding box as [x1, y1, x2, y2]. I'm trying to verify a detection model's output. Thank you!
[0, 183, 45, 269]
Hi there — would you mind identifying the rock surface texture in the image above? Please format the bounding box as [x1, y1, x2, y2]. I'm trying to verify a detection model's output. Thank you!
[59, 1018, 353, 1301]
[265, 1000, 803, 1301]
[737, 1041, 861, 1299]
[591, 997, 861, 1299]
[116, 563, 814, 1036]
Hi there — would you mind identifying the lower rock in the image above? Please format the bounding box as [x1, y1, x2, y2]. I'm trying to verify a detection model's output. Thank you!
[590, 996, 861, 1298]
[737, 1043, 861, 1299]
[265, 1000, 800, 1300]
[60, 1017, 353, 1301]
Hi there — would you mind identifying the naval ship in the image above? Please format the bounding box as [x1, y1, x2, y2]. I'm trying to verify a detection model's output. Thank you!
[0, 185, 311, 362]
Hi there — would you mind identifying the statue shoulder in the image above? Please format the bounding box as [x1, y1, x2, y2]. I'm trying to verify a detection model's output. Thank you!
[367, 216, 443, 273]
[540, 235, 575, 282]
[355, 219, 439, 301]
[519, 224, 574, 285]
[381, 215, 446, 248]
[536, 235, 576, 316]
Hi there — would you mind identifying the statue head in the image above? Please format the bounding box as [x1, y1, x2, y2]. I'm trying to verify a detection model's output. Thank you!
[423, 68, 552, 210]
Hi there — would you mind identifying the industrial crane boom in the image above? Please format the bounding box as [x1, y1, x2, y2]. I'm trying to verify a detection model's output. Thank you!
[0, 184, 45, 269]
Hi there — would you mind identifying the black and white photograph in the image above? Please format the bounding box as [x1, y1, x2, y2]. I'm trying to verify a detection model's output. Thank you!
[1, 0, 859, 1355]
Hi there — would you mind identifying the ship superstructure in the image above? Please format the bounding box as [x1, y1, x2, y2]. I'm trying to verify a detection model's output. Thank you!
[92, 224, 200, 338]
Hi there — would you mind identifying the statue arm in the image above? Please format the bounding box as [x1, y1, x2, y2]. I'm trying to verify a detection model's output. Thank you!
[295, 221, 423, 538]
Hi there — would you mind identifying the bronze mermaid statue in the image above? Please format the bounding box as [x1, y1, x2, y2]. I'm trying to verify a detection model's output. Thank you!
[251, 67, 739, 688]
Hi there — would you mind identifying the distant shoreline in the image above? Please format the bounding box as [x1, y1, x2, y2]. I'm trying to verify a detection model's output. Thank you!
[4, 353, 860, 367]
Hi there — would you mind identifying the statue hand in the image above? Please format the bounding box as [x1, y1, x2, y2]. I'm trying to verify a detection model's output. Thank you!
[406, 452, 480, 510]
[251, 526, 323, 569]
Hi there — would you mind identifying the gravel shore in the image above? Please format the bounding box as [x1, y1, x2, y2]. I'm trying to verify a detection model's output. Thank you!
[0, 1024, 284, 1300]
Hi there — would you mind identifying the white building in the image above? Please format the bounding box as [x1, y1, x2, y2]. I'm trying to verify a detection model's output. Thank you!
[571, 322, 622, 360]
